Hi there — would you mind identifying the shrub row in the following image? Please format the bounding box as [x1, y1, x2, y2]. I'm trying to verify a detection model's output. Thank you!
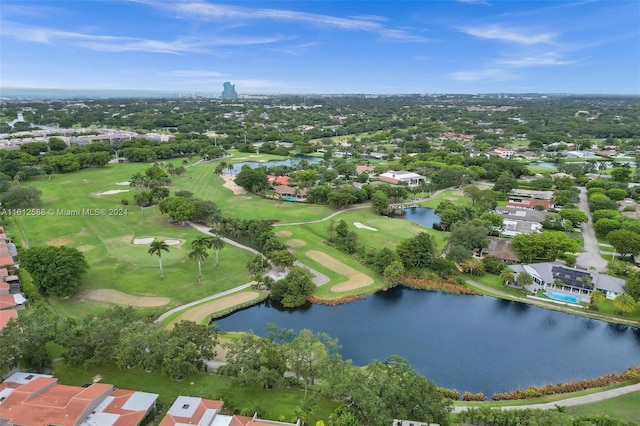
[436, 387, 460, 400]
[307, 294, 366, 306]
[403, 277, 482, 295]
[209, 295, 269, 322]
[491, 366, 640, 400]
[462, 391, 486, 401]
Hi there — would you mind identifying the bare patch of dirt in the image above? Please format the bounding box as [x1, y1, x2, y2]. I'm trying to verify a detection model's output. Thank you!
[167, 292, 260, 328]
[77, 245, 95, 252]
[47, 237, 72, 246]
[306, 250, 374, 292]
[286, 239, 306, 248]
[83, 289, 170, 307]
[275, 230, 292, 237]
[221, 174, 247, 195]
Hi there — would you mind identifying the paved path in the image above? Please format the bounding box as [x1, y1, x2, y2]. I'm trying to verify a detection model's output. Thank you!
[154, 222, 331, 323]
[576, 187, 608, 272]
[451, 382, 640, 413]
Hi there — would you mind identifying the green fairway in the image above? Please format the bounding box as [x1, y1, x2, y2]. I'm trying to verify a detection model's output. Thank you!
[12, 163, 255, 318]
[170, 158, 336, 223]
[421, 188, 473, 209]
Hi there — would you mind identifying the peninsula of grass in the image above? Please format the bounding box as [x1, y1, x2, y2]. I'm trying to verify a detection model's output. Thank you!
[170, 158, 335, 223]
[421, 188, 473, 209]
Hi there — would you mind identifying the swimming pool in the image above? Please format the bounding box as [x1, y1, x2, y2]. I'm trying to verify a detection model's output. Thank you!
[545, 291, 579, 304]
[281, 196, 300, 201]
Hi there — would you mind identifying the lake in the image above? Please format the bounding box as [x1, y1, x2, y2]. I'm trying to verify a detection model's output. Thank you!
[212, 287, 640, 397]
[401, 207, 441, 228]
[230, 156, 322, 174]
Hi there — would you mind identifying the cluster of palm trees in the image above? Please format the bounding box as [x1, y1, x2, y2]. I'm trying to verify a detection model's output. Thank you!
[148, 235, 225, 281]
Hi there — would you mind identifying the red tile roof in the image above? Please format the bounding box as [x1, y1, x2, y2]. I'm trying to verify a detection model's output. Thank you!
[0, 309, 18, 330]
[0, 376, 156, 426]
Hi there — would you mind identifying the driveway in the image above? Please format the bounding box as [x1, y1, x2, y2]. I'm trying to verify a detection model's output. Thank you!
[575, 187, 608, 272]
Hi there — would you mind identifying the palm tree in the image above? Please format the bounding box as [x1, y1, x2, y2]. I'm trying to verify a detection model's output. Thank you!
[210, 234, 225, 266]
[500, 270, 515, 285]
[613, 293, 637, 315]
[149, 240, 170, 279]
[516, 272, 534, 289]
[189, 236, 212, 281]
[589, 290, 606, 310]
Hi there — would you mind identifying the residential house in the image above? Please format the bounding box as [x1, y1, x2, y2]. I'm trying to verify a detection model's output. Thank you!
[506, 198, 551, 211]
[378, 171, 426, 187]
[508, 189, 553, 200]
[495, 207, 548, 237]
[0, 372, 158, 426]
[356, 165, 375, 175]
[267, 175, 290, 186]
[393, 421, 439, 426]
[492, 147, 515, 159]
[482, 237, 520, 263]
[508, 262, 626, 301]
[272, 185, 307, 199]
[160, 396, 300, 426]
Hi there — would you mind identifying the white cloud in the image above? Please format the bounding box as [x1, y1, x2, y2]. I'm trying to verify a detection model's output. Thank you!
[139, 1, 426, 42]
[449, 68, 518, 82]
[0, 21, 286, 54]
[456, 0, 491, 5]
[497, 52, 577, 67]
[461, 24, 555, 45]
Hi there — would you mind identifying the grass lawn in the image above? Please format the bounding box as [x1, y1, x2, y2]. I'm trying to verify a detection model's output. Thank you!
[170, 158, 336, 223]
[527, 165, 558, 174]
[12, 163, 255, 318]
[421, 189, 472, 209]
[466, 273, 526, 298]
[566, 391, 640, 422]
[51, 360, 338, 422]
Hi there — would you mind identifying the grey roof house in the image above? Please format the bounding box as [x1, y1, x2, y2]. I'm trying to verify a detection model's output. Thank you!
[508, 262, 626, 301]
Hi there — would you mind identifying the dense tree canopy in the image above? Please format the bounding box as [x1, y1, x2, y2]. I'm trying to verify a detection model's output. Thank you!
[19, 245, 89, 297]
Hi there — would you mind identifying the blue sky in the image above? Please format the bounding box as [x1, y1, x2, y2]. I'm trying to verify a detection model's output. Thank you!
[1, 0, 639, 94]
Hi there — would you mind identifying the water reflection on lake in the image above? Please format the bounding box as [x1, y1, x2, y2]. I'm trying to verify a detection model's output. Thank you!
[213, 287, 640, 396]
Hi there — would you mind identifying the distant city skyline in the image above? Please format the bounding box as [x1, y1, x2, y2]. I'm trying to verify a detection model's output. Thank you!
[1, 0, 639, 95]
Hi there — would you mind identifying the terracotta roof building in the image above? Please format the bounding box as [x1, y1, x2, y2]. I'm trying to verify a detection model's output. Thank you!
[160, 396, 300, 426]
[0, 372, 158, 426]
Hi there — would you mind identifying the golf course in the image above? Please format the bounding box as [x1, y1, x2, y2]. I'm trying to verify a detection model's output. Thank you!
[11, 153, 426, 321]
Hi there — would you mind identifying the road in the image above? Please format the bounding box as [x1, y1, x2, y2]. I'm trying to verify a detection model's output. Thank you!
[575, 187, 608, 272]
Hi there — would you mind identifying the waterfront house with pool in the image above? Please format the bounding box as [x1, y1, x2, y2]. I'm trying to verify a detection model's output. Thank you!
[508, 262, 626, 302]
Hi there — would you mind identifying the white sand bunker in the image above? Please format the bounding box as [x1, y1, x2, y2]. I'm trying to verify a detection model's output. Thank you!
[165, 239, 181, 246]
[133, 237, 155, 245]
[100, 189, 130, 195]
[116, 181, 131, 186]
[354, 222, 377, 231]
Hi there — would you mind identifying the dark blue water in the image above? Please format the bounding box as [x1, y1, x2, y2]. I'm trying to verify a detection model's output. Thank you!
[213, 287, 640, 396]
[231, 157, 322, 174]
[402, 207, 441, 228]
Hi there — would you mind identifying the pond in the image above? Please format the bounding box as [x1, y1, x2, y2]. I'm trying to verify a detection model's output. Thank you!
[528, 162, 557, 169]
[401, 207, 441, 228]
[229, 156, 322, 174]
[212, 287, 640, 397]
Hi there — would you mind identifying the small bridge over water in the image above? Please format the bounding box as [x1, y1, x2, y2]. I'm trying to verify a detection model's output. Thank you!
[389, 197, 431, 210]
